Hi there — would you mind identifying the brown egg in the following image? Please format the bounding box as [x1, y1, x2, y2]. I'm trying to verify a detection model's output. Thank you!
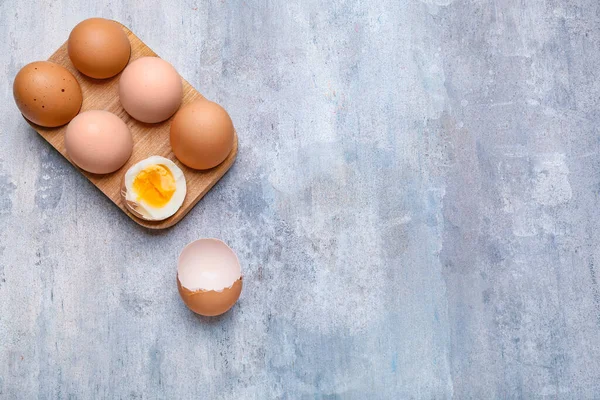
[177, 239, 243, 317]
[170, 99, 234, 170]
[13, 61, 82, 127]
[68, 18, 131, 79]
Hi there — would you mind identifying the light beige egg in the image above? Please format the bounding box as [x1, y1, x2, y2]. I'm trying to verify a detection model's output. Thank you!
[119, 57, 182, 123]
[65, 110, 133, 174]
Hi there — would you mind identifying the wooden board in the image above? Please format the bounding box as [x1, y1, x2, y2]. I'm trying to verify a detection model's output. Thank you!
[26, 23, 237, 229]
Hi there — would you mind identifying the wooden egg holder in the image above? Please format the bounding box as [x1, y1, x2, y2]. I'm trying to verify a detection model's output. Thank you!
[26, 24, 237, 229]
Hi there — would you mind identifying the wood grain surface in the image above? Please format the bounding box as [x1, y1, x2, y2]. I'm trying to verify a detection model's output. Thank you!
[28, 23, 237, 229]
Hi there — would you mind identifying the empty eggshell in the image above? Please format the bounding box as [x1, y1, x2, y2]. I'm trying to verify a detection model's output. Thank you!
[177, 239, 242, 317]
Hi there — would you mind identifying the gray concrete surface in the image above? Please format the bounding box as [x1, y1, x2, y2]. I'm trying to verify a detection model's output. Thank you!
[1, 0, 600, 398]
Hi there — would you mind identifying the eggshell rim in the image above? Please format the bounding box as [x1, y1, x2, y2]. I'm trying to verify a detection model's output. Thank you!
[177, 276, 243, 295]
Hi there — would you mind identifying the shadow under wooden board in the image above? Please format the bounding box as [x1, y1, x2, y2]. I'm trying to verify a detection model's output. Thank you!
[27, 23, 238, 229]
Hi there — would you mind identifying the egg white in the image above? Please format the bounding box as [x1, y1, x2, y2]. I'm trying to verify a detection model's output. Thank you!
[123, 156, 186, 221]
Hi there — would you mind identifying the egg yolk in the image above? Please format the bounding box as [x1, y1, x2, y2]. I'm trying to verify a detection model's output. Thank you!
[132, 164, 176, 207]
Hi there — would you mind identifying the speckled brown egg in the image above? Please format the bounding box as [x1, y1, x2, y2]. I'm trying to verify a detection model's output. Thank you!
[13, 61, 83, 127]
[68, 18, 131, 79]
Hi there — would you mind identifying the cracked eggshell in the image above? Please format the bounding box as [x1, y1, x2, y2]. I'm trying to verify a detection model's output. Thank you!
[177, 239, 242, 317]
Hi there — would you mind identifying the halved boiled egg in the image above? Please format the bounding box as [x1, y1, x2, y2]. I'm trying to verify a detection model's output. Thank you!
[121, 156, 186, 221]
[177, 239, 243, 316]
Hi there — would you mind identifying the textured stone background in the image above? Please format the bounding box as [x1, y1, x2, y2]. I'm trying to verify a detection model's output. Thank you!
[1, 0, 600, 398]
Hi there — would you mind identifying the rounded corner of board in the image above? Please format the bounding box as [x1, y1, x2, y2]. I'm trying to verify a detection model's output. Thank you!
[128, 213, 184, 230]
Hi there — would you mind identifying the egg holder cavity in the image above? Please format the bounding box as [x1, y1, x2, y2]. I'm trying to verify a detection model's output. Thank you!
[24, 23, 237, 229]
